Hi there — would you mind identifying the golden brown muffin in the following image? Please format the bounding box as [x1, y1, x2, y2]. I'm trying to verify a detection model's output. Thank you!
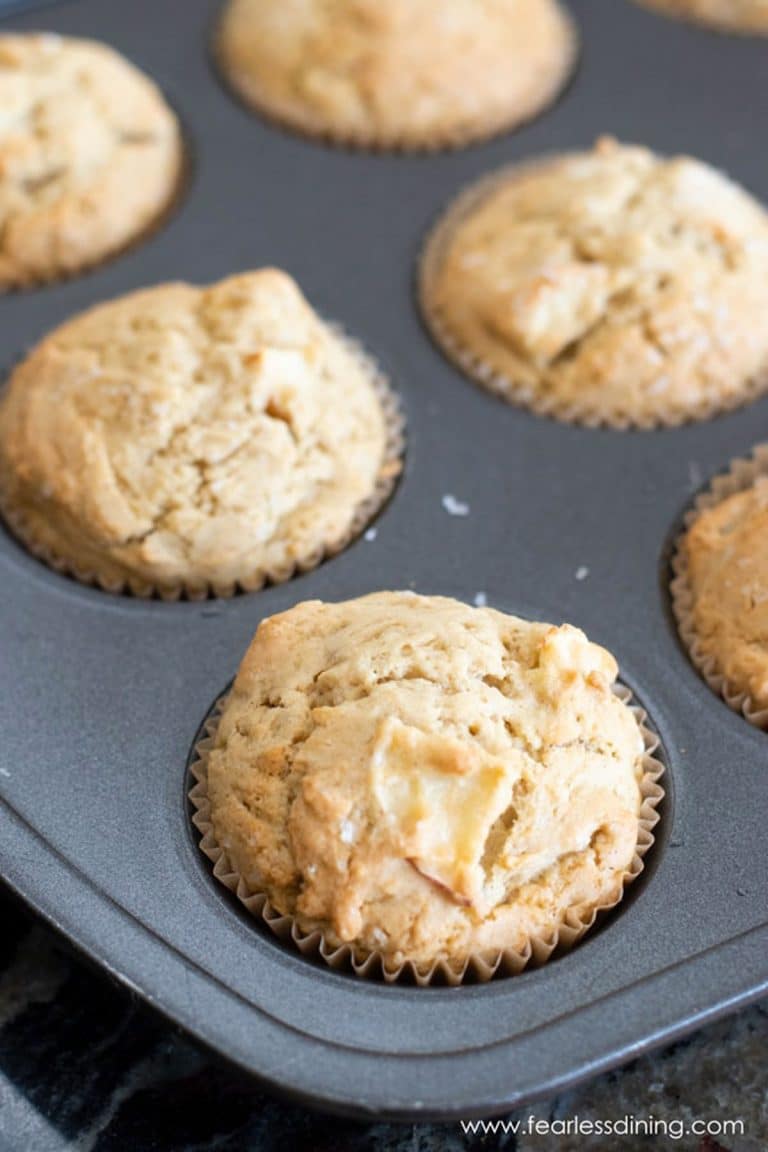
[0, 270, 399, 597]
[205, 592, 653, 976]
[0, 33, 182, 287]
[217, 0, 577, 149]
[420, 137, 768, 428]
[638, 0, 768, 34]
[678, 474, 768, 718]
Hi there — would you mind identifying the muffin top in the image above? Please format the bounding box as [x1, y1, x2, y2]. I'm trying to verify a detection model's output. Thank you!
[207, 592, 645, 970]
[0, 34, 182, 287]
[0, 270, 393, 595]
[683, 476, 768, 712]
[640, 0, 768, 33]
[217, 0, 576, 148]
[422, 137, 768, 426]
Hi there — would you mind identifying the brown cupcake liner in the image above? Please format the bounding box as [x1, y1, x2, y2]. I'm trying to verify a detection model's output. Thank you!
[0, 325, 404, 601]
[188, 683, 665, 986]
[418, 155, 768, 430]
[670, 442, 768, 730]
[215, 16, 578, 154]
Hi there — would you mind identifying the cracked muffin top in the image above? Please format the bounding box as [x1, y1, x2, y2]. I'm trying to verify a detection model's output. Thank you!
[421, 137, 768, 427]
[639, 0, 768, 34]
[0, 34, 182, 287]
[681, 475, 768, 712]
[207, 592, 646, 971]
[0, 270, 395, 596]
[217, 0, 577, 149]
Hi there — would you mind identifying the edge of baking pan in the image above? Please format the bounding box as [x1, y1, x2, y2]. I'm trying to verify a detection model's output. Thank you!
[2, 799, 766, 1121]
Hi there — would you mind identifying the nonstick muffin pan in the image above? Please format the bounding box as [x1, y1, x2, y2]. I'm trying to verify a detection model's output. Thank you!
[0, 0, 767, 1122]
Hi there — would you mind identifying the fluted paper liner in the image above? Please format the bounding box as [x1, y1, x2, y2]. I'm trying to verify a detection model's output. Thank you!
[0, 326, 404, 600]
[215, 14, 578, 154]
[419, 157, 768, 430]
[670, 442, 768, 730]
[188, 685, 665, 986]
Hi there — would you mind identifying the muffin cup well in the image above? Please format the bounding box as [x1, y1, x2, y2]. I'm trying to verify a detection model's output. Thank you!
[215, 13, 579, 154]
[188, 685, 665, 986]
[0, 327, 404, 600]
[670, 442, 768, 730]
[418, 158, 768, 430]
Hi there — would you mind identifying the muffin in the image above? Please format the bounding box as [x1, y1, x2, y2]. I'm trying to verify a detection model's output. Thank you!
[0, 270, 401, 597]
[637, 0, 768, 34]
[194, 592, 663, 981]
[672, 450, 768, 727]
[420, 137, 768, 428]
[0, 34, 183, 288]
[216, 0, 577, 150]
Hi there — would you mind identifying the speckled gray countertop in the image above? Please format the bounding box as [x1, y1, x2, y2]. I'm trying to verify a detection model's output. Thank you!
[0, 888, 765, 1152]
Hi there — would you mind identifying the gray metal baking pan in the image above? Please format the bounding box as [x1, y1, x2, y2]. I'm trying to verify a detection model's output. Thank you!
[0, 0, 766, 1122]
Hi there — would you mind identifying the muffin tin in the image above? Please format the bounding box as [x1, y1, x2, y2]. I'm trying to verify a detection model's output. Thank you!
[0, 0, 766, 1122]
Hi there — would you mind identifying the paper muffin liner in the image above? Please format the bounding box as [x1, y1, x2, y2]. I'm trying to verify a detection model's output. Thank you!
[188, 684, 665, 986]
[214, 15, 578, 154]
[418, 156, 768, 430]
[670, 442, 768, 730]
[0, 326, 404, 601]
